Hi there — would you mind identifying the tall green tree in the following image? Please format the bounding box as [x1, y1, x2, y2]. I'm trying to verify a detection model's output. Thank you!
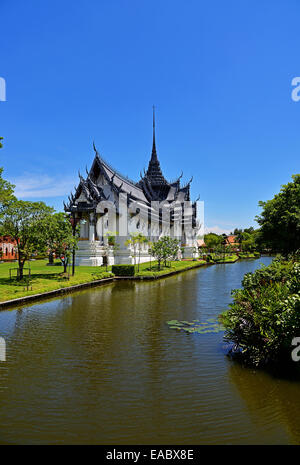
[256, 174, 300, 254]
[0, 137, 15, 214]
[150, 236, 180, 269]
[204, 233, 223, 251]
[0, 200, 53, 279]
[42, 212, 78, 272]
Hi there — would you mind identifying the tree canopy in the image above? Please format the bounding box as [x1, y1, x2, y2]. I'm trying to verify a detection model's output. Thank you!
[41, 212, 78, 272]
[0, 137, 15, 213]
[0, 200, 54, 278]
[256, 174, 300, 254]
[204, 233, 223, 250]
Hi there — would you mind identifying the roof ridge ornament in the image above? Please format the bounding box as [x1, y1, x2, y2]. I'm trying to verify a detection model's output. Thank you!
[93, 141, 100, 158]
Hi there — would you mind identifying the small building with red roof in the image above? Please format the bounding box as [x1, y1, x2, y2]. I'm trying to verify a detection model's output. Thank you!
[0, 236, 18, 261]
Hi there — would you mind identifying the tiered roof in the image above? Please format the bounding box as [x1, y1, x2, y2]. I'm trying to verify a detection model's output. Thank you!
[64, 109, 197, 214]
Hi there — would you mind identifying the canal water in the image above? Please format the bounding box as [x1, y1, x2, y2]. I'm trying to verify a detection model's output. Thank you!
[1, 256, 300, 444]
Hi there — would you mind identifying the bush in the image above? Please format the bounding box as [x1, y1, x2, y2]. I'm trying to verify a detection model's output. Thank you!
[92, 271, 114, 280]
[220, 258, 300, 367]
[111, 264, 135, 276]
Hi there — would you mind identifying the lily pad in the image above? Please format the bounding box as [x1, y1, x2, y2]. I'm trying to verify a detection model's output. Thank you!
[166, 320, 183, 326]
[166, 317, 225, 335]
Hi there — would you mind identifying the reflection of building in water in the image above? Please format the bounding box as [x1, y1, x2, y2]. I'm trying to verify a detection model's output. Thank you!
[64, 109, 199, 265]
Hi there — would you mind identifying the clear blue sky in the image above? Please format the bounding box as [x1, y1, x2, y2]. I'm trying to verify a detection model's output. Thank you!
[0, 0, 299, 234]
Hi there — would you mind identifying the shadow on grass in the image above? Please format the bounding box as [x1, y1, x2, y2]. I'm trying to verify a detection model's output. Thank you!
[0, 270, 68, 287]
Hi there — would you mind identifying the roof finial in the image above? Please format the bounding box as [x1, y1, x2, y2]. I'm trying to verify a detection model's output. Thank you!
[151, 105, 157, 160]
[153, 104, 155, 129]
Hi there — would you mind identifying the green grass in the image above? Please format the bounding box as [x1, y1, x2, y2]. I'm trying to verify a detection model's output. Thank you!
[239, 252, 260, 259]
[209, 254, 239, 263]
[134, 259, 207, 277]
[0, 258, 207, 303]
[0, 259, 114, 303]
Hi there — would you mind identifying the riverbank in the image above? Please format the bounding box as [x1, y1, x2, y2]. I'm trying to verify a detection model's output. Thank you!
[0, 259, 207, 309]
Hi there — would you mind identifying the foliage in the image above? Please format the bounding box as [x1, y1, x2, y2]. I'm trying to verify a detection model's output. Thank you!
[149, 236, 180, 270]
[204, 233, 223, 250]
[233, 228, 260, 252]
[135, 259, 206, 277]
[0, 167, 15, 214]
[213, 254, 238, 263]
[111, 264, 135, 276]
[41, 212, 78, 272]
[256, 174, 300, 254]
[125, 233, 148, 271]
[207, 253, 238, 263]
[239, 252, 260, 259]
[166, 318, 225, 334]
[102, 231, 119, 271]
[0, 137, 15, 214]
[220, 257, 300, 367]
[0, 200, 53, 279]
[107, 234, 116, 245]
[91, 271, 114, 280]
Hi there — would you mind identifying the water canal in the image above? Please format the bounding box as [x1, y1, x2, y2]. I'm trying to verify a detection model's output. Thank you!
[1, 256, 300, 444]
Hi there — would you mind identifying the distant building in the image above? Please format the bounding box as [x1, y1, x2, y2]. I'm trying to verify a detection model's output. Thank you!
[224, 235, 239, 249]
[0, 236, 18, 261]
[197, 238, 206, 248]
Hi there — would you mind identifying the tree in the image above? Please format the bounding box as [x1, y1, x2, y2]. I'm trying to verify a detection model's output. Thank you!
[235, 230, 244, 252]
[0, 200, 53, 279]
[150, 236, 180, 270]
[103, 231, 119, 271]
[168, 237, 181, 263]
[125, 234, 139, 268]
[150, 239, 165, 270]
[42, 212, 78, 273]
[125, 233, 148, 271]
[204, 233, 223, 251]
[256, 174, 300, 254]
[0, 138, 15, 214]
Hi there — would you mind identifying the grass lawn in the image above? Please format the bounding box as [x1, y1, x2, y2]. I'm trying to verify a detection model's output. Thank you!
[0, 258, 207, 303]
[135, 259, 207, 277]
[0, 259, 113, 303]
[210, 254, 239, 263]
[239, 252, 260, 259]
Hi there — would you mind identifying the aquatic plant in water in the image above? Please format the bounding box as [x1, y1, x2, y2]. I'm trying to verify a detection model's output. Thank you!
[166, 318, 225, 334]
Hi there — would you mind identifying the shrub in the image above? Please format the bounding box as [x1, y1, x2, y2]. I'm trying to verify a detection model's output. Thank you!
[92, 271, 114, 280]
[111, 264, 135, 276]
[220, 258, 300, 367]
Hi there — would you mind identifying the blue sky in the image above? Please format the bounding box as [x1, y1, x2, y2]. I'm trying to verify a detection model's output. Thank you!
[0, 0, 299, 234]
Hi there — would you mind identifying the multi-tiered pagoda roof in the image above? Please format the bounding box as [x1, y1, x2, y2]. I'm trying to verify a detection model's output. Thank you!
[64, 109, 196, 214]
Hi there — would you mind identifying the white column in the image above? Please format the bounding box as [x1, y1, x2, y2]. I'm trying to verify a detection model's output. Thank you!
[89, 213, 95, 241]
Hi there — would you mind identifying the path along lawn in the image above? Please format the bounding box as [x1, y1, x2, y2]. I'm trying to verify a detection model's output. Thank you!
[0, 259, 207, 303]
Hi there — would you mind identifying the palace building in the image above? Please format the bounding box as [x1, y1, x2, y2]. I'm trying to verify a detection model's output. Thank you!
[64, 110, 200, 266]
